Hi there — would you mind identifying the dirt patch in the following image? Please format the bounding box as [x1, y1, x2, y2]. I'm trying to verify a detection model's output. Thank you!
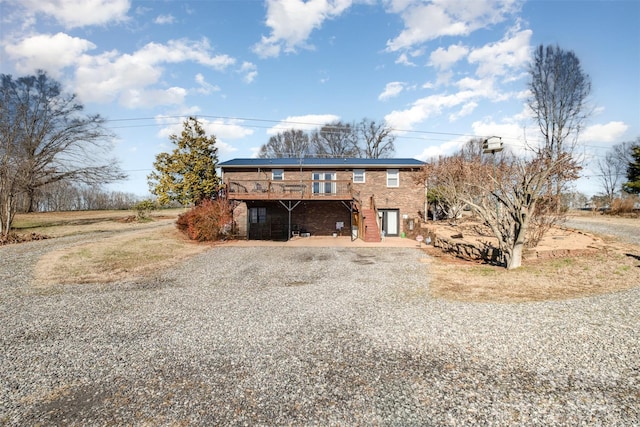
[423, 220, 606, 262]
[421, 224, 640, 303]
[0, 232, 50, 245]
[33, 225, 209, 286]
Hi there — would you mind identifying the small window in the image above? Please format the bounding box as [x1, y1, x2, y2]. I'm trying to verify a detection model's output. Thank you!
[249, 207, 267, 224]
[353, 169, 365, 183]
[272, 169, 284, 180]
[387, 169, 399, 187]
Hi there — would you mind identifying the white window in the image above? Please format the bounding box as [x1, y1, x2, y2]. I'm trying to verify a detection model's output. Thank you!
[387, 169, 399, 187]
[272, 169, 284, 180]
[249, 207, 267, 223]
[312, 171, 336, 194]
[353, 169, 365, 183]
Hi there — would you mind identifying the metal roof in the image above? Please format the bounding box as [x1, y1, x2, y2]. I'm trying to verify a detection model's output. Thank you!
[219, 157, 424, 168]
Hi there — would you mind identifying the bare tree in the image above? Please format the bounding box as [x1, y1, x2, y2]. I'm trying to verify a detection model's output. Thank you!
[0, 71, 125, 239]
[414, 138, 491, 222]
[310, 121, 359, 157]
[596, 153, 623, 206]
[256, 118, 395, 159]
[419, 140, 580, 269]
[463, 149, 578, 269]
[594, 139, 636, 205]
[358, 118, 395, 159]
[258, 129, 311, 158]
[528, 44, 591, 210]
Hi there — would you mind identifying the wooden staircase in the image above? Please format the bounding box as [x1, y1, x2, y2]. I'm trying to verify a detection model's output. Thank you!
[362, 209, 381, 242]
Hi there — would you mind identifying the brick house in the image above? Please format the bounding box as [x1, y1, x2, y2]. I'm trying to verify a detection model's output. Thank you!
[219, 157, 425, 242]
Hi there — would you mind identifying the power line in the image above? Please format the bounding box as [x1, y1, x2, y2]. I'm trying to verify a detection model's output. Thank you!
[103, 113, 635, 153]
[104, 114, 482, 139]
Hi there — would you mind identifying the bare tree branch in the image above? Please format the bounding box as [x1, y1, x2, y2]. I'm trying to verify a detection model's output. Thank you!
[0, 71, 125, 237]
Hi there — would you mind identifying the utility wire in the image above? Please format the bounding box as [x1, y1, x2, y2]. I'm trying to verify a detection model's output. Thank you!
[102, 114, 634, 156]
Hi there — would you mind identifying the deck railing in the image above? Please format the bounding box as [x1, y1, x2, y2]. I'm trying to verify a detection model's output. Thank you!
[225, 179, 354, 200]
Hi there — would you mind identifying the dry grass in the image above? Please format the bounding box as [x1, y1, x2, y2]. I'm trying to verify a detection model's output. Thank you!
[13, 209, 187, 238]
[423, 245, 640, 303]
[17, 209, 207, 286]
[33, 225, 209, 286]
[18, 209, 640, 302]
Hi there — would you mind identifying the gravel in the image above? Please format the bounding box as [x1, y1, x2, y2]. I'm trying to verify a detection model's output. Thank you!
[564, 217, 640, 246]
[1, 233, 639, 425]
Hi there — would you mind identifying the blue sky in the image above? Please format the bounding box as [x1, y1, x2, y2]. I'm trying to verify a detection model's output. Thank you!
[1, 0, 638, 197]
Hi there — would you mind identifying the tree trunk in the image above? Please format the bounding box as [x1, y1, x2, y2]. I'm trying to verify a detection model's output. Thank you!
[26, 188, 36, 213]
[507, 241, 524, 269]
[1, 194, 14, 239]
[506, 213, 530, 270]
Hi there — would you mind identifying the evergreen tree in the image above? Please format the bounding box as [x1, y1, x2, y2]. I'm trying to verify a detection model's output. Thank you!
[623, 143, 640, 194]
[148, 117, 220, 205]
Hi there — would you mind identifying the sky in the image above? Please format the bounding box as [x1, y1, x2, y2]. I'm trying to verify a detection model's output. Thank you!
[1, 0, 638, 197]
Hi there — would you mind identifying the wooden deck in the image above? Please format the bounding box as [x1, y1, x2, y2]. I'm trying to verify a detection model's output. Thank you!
[225, 179, 356, 201]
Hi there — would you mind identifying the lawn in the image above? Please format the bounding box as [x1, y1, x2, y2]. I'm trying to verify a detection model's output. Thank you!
[11, 209, 640, 302]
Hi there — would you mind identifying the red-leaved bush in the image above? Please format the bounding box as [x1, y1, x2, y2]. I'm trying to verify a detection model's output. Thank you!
[176, 198, 233, 241]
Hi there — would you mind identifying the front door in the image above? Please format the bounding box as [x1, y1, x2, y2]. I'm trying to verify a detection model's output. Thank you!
[380, 209, 399, 237]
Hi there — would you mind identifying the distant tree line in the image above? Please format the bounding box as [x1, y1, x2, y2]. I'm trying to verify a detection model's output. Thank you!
[14, 181, 141, 212]
[257, 119, 395, 159]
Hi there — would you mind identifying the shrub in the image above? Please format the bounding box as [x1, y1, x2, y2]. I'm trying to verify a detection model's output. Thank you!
[609, 196, 637, 215]
[176, 198, 233, 241]
[133, 199, 156, 220]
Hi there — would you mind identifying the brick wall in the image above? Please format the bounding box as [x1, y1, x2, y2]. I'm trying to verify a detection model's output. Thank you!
[349, 169, 424, 234]
[291, 201, 352, 236]
[223, 166, 425, 236]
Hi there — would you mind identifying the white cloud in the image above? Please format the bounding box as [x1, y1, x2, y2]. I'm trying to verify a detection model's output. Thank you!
[395, 53, 416, 66]
[385, 22, 532, 133]
[415, 136, 467, 161]
[154, 14, 175, 25]
[580, 121, 629, 143]
[4, 32, 96, 77]
[73, 38, 235, 106]
[448, 101, 478, 121]
[214, 139, 239, 157]
[384, 90, 476, 130]
[134, 39, 235, 70]
[194, 73, 220, 95]
[472, 119, 524, 141]
[239, 62, 258, 84]
[253, 0, 353, 58]
[468, 28, 532, 78]
[429, 43, 469, 70]
[17, 0, 131, 28]
[205, 118, 255, 140]
[120, 87, 187, 109]
[267, 114, 341, 134]
[379, 81, 405, 101]
[155, 115, 253, 154]
[454, 76, 507, 101]
[386, 0, 520, 52]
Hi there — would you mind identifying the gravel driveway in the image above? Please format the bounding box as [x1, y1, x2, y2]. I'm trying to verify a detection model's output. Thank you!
[1, 234, 639, 425]
[565, 216, 640, 246]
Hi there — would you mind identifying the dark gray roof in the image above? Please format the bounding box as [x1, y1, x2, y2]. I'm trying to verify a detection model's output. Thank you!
[219, 157, 424, 168]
